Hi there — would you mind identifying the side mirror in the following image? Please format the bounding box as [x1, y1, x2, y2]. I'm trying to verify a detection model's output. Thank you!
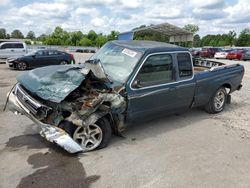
[132, 79, 143, 88]
[32, 55, 36, 58]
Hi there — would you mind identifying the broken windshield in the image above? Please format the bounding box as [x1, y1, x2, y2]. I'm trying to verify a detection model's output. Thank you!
[89, 42, 143, 83]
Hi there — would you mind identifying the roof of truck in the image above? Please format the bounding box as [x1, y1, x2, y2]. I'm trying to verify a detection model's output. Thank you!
[111, 40, 188, 53]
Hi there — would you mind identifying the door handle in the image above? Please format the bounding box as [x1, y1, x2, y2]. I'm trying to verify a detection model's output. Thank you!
[11, 50, 14, 52]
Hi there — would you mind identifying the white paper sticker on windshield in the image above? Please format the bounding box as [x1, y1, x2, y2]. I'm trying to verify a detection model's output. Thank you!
[122, 48, 137, 57]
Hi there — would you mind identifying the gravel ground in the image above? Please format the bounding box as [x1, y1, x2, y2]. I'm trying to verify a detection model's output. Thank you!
[0, 58, 250, 188]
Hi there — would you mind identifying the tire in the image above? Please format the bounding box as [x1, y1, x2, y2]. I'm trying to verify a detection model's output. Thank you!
[17, 62, 28, 70]
[72, 117, 112, 152]
[205, 87, 227, 114]
[60, 60, 68, 65]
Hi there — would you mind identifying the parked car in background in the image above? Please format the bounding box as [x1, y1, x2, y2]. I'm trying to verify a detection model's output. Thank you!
[76, 49, 96, 53]
[7, 49, 75, 70]
[226, 49, 247, 60]
[200, 47, 222, 58]
[190, 48, 201, 57]
[0, 42, 27, 59]
[241, 50, 250, 61]
[214, 49, 233, 59]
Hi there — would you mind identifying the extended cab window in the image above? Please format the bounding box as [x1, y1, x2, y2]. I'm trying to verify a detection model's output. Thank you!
[177, 53, 193, 78]
[134, 54, 173, 87]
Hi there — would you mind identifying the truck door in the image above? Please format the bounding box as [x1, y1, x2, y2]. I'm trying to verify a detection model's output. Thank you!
[174, 52, 196, 108]
[126, 52, 196, 122]
[47, 50, 61, 65]
[0, 43, 12, 59]
[12, 43, 26, 58]
[33, 50, 49, 67]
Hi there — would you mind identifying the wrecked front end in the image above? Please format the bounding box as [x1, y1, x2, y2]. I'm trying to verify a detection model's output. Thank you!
[6, 65, 126, 153]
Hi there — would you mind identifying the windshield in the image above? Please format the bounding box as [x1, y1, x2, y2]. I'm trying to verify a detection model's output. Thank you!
[89, 42, 143, 83]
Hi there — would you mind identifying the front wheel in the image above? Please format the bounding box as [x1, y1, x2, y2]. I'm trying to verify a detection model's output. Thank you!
[17, 62, 28, 70]
[73, 117, 112, 152]
[205, 87, 227, 114]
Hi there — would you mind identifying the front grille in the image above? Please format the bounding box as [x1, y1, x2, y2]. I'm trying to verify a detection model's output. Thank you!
[15, 84, 52, 119]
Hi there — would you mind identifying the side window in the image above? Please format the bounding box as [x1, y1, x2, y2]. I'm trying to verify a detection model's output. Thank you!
[48, 51, 56, 55]
[36, 51, 45, 56]
[134, 54, 173, 87]
[177, 53, 193, 78]
[0, 44, 7, 49]
[1, 43, 13, 49]
[13, 43, 24, 48]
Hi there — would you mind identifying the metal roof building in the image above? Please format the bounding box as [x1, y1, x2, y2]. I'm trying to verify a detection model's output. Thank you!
[118, 22, 194, 43]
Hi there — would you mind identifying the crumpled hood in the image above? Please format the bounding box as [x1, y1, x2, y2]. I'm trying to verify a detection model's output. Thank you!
[17, 65, 85, 103]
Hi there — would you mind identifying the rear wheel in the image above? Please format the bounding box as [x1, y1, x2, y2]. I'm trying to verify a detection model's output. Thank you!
[205, 87, 227, 114]
[17, 62, 28, 70]
[60, 60, 68, 65]
[73, 117, 112, 152]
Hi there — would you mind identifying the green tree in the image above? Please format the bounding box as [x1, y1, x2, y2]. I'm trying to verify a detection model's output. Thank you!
[87, 30, 98, 43]
[79, 37, 92, 46]
[25, 40, 31, 45]
[37, 34, 47, 42]
[6, 33, 10, 39]
[0, 28, 6, 39]
[228, 30, 236, 46]
[11, 29, 24, 38]
[236, 28, 250, 46]
[107, 30, 119, 41]
[70, 31, 84, 46]
[193, 34, 201, 47]
[183, 24, 199, 33]
[26, 31, 36, 40]
[44, 26, 69, 45]
[96, 34, 107, 47]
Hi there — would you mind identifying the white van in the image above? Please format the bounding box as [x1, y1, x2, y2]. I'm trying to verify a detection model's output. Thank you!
[0, 42, 27, 59]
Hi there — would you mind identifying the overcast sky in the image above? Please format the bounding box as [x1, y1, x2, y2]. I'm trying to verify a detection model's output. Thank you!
[0, 0, 249, 36]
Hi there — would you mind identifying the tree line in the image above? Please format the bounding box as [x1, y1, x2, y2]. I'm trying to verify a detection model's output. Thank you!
[0, 26, 119, 47]
[0, 24, 250, 47]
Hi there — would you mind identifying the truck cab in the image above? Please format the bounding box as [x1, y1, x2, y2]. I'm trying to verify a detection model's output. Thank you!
[0, 42, 27, 59]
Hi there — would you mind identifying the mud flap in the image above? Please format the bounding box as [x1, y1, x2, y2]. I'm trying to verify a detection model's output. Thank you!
[226, 94, 231, 104]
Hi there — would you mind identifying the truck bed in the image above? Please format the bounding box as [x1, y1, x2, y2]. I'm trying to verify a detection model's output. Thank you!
[193, 58, 226, 73]
[192, 58, 244, 108]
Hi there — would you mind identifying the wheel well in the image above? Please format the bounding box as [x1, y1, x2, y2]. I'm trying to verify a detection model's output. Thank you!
[103, 113, 118, 134]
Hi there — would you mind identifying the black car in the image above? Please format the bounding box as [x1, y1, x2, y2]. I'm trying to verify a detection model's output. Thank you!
[76, 49, 96, 53]
[241, 50, 250, 61]
[7, 49, 75, 70]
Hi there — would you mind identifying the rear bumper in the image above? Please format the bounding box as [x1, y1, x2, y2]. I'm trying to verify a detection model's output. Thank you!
[6, 87, 83, 153]
[214, 55, 226, 59]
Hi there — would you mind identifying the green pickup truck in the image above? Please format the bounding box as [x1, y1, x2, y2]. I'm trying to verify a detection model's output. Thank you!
[6, 40, 244, 153]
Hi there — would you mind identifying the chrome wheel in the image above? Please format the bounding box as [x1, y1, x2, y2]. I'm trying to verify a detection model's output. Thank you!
[73, 124, 103, 152]
[17, 62, 27, 70]
[214, 90, 225, 110]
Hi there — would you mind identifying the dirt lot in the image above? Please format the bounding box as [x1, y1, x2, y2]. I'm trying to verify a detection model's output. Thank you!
[1, 59, 250, 188]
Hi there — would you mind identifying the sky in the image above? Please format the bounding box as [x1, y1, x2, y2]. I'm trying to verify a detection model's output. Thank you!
[0, 0, 249, 37]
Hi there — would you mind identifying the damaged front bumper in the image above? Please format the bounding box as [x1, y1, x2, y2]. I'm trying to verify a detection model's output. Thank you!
[6, 85, 83, 153]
